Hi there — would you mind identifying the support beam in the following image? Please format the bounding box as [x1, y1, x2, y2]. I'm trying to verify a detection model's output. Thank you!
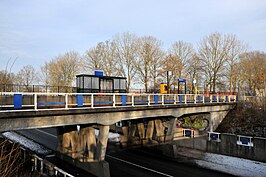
[80, 127, 96, 161]
[145, 120, 154, 144]
[155, 119, 164, 143]
[95, 125, 110, 161]
[165, 118, 177, 144]
[57, 125, 110, 177]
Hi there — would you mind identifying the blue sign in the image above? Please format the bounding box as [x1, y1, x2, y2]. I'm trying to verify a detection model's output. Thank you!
[94, 70, 104, 76]
[178, 78, 187, 83]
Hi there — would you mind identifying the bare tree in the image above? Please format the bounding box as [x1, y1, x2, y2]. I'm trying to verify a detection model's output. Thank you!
[168, 41, 194, 79]
[15, 65, 39, 87]
[239, 51, 266, 95]
[0, 139, 23, 177]
[0, 58, 17, 86]
[40, 62, 50, 86]
[45, 51, 81, 88]
[113, 33, 139, 91]
[167, 41, 194, 91]
[187, 54, 202, 93]
[83, 41, 118, 76]
[160, 54, 179, 91]
[135, 36, 164, 92]
[198, 33, 236, 93]
[83, 43, 104, 72]
[225, 35, 247, 93]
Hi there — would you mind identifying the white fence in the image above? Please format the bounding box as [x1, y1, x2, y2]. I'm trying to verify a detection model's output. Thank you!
[0, 92, 237, 111]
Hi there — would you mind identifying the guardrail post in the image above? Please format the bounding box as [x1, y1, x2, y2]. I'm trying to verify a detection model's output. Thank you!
[174, 95, 177, 104]
[203, 95, 205, 103]
[217, 94, 219, 103]
[162, 95, 164, 105]
[210, 95, 212, 103]
[148, 95, 150, 106]
[194, 94, 196, 104]
[34, 93, 38, 110]
[184, 95, 187, 104]
[113, 94, 116, 107]
[132, 95, 134, 106]
[65, 94, 68, 109]
[91, 94, 94, 108]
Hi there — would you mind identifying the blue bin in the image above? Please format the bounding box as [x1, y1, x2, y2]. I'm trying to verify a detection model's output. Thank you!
[226, 95, 229, 102]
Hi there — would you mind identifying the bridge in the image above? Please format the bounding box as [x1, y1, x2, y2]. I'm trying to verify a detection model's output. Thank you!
[0, 92, 236, 177]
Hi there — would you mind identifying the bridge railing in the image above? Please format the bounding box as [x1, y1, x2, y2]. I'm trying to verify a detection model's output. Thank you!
[0, 92, 237, 111]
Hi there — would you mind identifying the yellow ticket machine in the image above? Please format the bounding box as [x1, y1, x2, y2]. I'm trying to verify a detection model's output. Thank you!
[160, 83, 168, 94]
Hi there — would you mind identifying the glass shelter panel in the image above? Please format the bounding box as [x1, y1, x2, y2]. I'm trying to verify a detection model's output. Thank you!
[120, 79, 126, 89]
[84, 77, 91, 89]
[92, 77, 99, 89]
[114, 79, 120, 90]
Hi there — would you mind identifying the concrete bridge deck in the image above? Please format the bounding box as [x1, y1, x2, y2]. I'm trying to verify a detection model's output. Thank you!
[0, 92, 236, 132]
[0, 92, 237, 177]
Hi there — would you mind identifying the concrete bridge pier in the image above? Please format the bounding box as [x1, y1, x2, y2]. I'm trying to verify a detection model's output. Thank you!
[57, 125, 110, 177]
[119, 118, 177, 146]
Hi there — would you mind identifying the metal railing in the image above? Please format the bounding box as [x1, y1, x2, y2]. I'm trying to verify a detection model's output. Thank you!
[33, 155, 75, 177]
[0, 92, 237, 112]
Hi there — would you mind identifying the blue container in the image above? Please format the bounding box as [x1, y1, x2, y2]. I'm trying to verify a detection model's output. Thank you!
[94, 70, 104, 76]
[226, 95, 229, 102]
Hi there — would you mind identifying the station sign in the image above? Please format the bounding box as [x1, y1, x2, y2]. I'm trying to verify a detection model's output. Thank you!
[178, 78, 187, 83]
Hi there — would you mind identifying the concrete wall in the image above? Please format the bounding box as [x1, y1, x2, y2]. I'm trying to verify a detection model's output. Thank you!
[172, 133, 266, 163]
[207, 134, 266, 162]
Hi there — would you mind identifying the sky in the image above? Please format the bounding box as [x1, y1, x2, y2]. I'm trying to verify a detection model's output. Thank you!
[1, 0, 266, 73]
